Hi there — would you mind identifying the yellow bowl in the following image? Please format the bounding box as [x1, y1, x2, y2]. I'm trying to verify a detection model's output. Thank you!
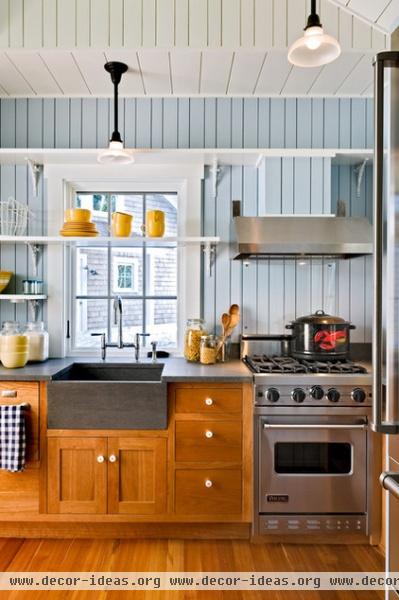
[64, 208, 92, 223]
[0, 271, 12, 293]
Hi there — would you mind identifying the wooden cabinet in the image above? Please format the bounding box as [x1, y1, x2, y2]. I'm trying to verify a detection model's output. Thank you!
[170, 383, 252, 522]
[47, 435, 167, 516]
[47, 437, 107, 514]
[108, 437, 167, 515]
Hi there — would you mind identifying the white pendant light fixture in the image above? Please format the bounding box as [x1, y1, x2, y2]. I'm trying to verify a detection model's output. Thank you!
[288, 0, 341, 68]
[98, 62, 134, 165]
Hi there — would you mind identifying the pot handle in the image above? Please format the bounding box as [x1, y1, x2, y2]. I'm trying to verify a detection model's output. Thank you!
[315, 310, 325, 315]
[349, 324, 356, 330]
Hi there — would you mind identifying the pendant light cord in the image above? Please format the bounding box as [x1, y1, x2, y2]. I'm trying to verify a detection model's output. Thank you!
[311, 0, 316, 16]
[113, 80, 119, 141]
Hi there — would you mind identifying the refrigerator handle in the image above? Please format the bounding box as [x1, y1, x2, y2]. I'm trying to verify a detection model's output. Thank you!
[372, 53, 399, 434]
[380, 472, 399, 500]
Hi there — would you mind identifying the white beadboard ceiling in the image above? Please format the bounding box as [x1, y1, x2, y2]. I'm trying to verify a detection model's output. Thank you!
[0, 49, 378, 98]
[0, 0, 392, 98]
[328, 0, 399, 34]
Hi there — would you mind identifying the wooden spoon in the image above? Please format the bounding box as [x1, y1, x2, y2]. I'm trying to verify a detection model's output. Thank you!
[221, 313, 231, 337]
[229, 304, 240, 315]
[225, 312, 240, 337]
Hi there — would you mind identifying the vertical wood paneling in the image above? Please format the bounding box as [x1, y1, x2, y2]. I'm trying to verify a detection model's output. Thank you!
[123, 0, 142, 47]
[241, 0, 255, 47]
[24, 0, 42, 48]
[188, 0, 207, 47]
[0, 97, 374, 341]
[222, 0, 240, 47]
[296, 99, 312, 148]
[254, 0, 272, 48]
[208, 0, 222, 47]
[9, 0, 23, 47]
[90, 0, 110, 47]
[110, 0, 124, 47]
[156, 0, 174, 47]
[0, 0, 9, 47]
[76, 0, 90, 46]
[175, 0, 189, 46]
[57, 0, 76, 48]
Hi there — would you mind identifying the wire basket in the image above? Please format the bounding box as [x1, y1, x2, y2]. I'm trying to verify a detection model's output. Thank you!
[0, 197, 31, 236]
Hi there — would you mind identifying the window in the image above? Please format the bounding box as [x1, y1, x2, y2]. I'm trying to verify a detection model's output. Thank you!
[71, 192, 178, 351]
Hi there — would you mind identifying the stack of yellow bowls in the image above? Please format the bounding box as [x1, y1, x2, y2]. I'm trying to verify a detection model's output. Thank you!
[1, 334, 29, 368]
[60, 208, 99, 237]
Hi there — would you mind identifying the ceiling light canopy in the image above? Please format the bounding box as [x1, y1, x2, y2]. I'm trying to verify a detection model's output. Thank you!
[287, 0, 341, 68]
[98, 61, 134, 165]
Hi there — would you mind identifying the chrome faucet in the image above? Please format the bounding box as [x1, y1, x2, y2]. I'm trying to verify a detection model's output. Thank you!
[92, 296, 150, 361]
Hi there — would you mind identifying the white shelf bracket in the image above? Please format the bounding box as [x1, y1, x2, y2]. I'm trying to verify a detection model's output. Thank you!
[354, 158, 369, 198]
[26, 243, 42, 278]
[26, 160, 42, 197]
[28, 299, 41, 322]
[209, 157, 221, 200]
[202, 242, 217, 277]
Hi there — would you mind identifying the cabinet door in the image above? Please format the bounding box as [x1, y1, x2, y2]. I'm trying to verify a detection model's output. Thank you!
[47, 437, 107, 514]
[108, 437, 167, 515]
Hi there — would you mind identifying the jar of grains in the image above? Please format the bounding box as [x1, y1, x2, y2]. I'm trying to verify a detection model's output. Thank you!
[184, 318, 206, 362]
[25, 321, 49, 362]
[200, 335, 220, 365]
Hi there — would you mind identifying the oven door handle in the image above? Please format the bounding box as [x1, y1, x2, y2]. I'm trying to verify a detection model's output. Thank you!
[262, 423, 367, 430]
[380, 471, 399, 499]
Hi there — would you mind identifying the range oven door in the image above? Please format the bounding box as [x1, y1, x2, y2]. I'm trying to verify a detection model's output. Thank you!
[259, 416, 367, 514]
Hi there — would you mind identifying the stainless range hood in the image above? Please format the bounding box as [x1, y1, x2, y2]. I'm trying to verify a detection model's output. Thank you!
[233, 216, 373, 260]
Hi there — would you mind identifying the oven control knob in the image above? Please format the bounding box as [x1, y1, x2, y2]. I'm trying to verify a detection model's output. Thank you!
[292, 388, 306, 403]
[265, 388, 280, 403]
[352, 388, 366, 403]
[310, 385, 324, 400]
[327, 388, 340, 403]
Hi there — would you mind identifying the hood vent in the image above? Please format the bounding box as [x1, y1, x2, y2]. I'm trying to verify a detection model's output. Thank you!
[233, 216, 373, 260]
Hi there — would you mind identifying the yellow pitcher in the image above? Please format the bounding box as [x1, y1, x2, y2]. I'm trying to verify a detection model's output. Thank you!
[111, 212, 133, 237]
[146, 210, 165, 238]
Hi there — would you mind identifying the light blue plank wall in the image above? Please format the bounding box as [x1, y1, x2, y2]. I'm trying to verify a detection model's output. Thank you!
[0, 97, 373, 339]
[204, 161, 373, 343]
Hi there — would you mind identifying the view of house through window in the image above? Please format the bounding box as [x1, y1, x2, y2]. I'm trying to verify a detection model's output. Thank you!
[72, 192, 178, 350]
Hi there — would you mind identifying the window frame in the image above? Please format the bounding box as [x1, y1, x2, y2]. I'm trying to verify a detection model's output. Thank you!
[71, 191, 178, 351]
[112, 257, 139, 294]
[44, 163, 204, 358]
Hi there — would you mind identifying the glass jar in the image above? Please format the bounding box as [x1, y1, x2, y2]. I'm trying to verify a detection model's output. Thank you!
[184, 318, 206, 362]
[200, 334, 220, 365]
[0, 321, 29, 368]
[25, 321, 49, 362]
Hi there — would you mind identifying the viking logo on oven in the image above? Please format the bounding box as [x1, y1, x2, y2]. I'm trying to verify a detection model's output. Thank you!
[267, 494, 289, 503]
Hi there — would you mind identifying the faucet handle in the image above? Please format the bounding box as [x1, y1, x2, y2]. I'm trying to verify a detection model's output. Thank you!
[151, 341, 158, 363]
[91, 333, 106, 360]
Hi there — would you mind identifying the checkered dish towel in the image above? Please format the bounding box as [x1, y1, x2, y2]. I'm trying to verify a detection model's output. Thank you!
[0, 404, 28, 472]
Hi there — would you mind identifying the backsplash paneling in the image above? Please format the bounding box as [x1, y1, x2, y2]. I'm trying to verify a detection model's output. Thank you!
[203, 161, 373, 343]
[0, 97, 373, 343]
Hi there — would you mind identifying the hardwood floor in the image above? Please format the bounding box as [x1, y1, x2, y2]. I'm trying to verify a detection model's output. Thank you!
[0, 538, 385, 599]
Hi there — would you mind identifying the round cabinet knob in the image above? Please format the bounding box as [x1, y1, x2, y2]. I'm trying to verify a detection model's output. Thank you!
[352, 388, 366, 403]
[327, 388, 340, 403]
[291, 388, 306, 403]
[310, 385, 324, 401]
[205, 479, 213, 488]
[205, 430, 214, 439]
[109, 454, 117, 463]
[97, 455, 105, 463]
[266, 387, 280, 403]
[205, 398, 213, 406]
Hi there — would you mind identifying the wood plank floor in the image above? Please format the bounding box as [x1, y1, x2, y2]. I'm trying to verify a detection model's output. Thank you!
[0, 539, 385, 599]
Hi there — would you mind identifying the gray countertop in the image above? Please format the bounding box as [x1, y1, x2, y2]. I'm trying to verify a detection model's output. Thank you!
[0, 357, 253, 382]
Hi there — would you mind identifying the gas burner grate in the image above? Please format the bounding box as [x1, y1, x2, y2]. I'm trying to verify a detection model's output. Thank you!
[244, 355, 367, 375]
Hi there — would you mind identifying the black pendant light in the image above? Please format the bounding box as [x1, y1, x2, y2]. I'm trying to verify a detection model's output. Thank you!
[288, 0, 341, 68]
[98, 61, 133, 164]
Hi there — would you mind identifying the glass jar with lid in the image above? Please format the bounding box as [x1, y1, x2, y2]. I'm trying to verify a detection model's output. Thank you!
[25, 321, 49, 362]
[200, 334, 221, 365]
[184, 318, 206, 362]
[0, 321, 29, 368]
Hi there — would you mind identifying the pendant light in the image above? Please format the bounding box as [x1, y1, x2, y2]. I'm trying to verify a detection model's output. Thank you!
[287, 0, 341, 68]
[98, 61, 134, 164]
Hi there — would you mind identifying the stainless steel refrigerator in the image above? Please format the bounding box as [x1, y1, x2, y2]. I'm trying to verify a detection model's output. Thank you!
[373, 50, 399, 600]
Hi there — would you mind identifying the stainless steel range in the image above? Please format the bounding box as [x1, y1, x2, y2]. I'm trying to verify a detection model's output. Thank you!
[242, 337, 381, 540]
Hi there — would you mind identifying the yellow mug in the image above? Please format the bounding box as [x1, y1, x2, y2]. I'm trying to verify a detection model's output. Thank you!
[146, 210, 165, 238]
[111, 212, 133, 237]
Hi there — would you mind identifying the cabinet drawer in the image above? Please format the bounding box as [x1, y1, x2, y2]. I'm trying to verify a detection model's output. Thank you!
[0, 382, 39, 462]
[175, 469, 242, 515]
[175, 420, 242, 463]
[175, 388, 242, 415]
